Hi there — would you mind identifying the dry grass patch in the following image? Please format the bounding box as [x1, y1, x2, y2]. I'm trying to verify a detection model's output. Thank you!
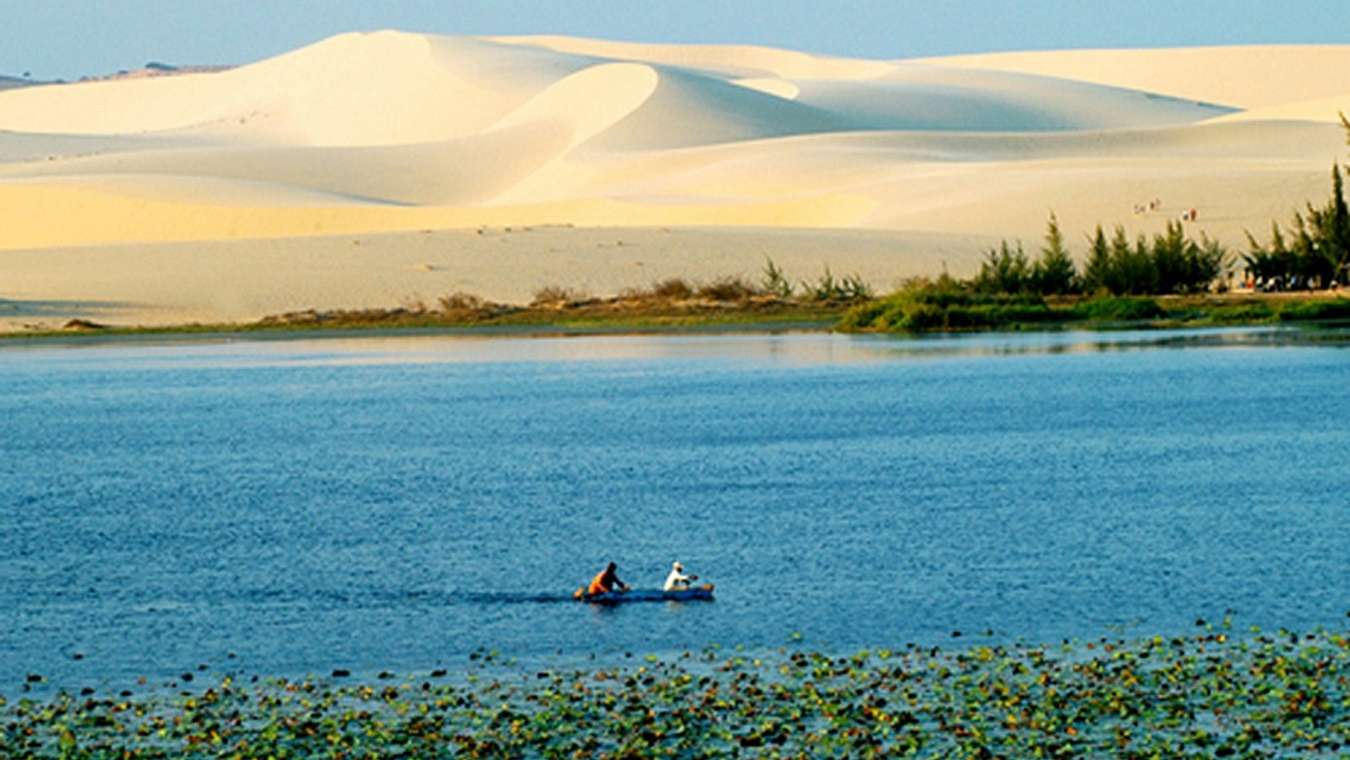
[531, 286, 593, 308]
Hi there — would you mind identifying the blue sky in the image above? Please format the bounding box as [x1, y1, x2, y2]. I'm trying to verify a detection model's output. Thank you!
[7, 0, 1349, 80]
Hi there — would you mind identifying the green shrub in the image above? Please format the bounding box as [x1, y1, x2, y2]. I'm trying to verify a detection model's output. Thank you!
[1071, 296, 1165, 322]
[839, 284, 1059, 332]
[1204, 303, 1276, 323]
[835, 301, 888, 331]
[800, 266, 872, 303]
[760, 258, 794, 298]
[1276, 299, 1350, 322]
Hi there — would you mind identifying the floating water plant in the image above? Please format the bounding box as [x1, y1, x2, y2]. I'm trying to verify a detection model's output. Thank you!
[3, 622, 1347, 757]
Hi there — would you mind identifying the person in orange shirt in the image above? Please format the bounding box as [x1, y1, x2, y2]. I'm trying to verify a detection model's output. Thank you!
[586, 562, 629, 596]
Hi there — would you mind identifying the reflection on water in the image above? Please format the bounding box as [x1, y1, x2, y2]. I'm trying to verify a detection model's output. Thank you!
[3, 325, 1345, 370]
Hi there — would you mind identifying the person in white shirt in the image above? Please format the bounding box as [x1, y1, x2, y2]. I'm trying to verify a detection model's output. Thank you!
[663, 561, 698, 591]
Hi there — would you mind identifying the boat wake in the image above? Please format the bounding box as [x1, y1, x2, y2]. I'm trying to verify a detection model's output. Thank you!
[450, 591, 577, 605]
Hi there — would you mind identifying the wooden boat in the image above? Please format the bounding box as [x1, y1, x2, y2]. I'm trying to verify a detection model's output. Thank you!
[573, 583, 715, 604]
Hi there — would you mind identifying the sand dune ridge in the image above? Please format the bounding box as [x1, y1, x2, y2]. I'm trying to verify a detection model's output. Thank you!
[1, 32, 1347, 328]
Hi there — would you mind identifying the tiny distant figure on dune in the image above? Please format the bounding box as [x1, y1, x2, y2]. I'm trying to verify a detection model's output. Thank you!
[1135, 199, 1164, 215]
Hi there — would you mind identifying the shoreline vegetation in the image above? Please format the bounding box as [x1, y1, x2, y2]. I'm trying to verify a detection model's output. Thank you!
[4, 268, 1348, 344]
[0, 273, 859, 341]
[4, 620, 1347, 758]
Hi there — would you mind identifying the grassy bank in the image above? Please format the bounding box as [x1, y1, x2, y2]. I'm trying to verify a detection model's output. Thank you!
[840, 284, 1350, 334]
[0, 299, 849, 342]
[4, 621, 1347, 758]
[5, 284, 1349, 344]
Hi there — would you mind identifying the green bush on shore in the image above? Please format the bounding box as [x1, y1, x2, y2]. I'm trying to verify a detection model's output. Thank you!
[1191, 298, 1350, 324]
[1070, 296, 1166, 322]
[1202, 302, 1277, 323]
[839, 282, 1062, 332]
[838, 279, 1350, 333]
[1276, 298, 1350, 322]
[842, 288, 1180, 334]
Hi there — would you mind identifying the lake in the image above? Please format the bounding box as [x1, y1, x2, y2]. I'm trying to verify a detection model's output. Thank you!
[2, 328, 1347, 690]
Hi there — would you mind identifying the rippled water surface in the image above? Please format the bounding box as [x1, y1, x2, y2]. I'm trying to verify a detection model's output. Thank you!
[2, 328, 1348, 688]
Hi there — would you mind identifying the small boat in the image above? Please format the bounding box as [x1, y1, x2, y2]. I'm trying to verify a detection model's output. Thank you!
[573, 583, 715, 604]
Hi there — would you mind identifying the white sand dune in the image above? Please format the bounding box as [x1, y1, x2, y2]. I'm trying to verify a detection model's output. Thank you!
[788, 67, 1231, 132]
[0, 33, 592, 145]
[486, 35, 897, 80]
[0, 120, 576, 206]
[1210, 94, 1350, 125]
[918, 46, 1350, 110]
[0, 130, 209, 163]
[1, 31, 1347, 328]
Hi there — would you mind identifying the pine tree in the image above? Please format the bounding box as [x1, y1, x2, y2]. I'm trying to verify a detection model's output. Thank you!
[1033, 213, 1078, 294]
[1130, 234, 1159, 295]
[1189, 235, 1228, 293]
[1106, 226, 1133, 295]
[1243, 119, 1350, 288]
[1243, 222, 1289, 288]
[1291, 212, 1317, 288]
[1151, 221, 1188, 294]
[973, 240, 1031, 293]
[1082, 225, 1111, 294]
[1331, 115, 1349, 281]
[1331, 163, 1349, 281]
[1270, 221, 1289, 257]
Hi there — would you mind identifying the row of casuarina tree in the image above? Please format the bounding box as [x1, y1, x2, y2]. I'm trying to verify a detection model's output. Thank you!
[973, 118, 1350, 296]
[973, 216, 1230, 296]
[1243, 162, 1350, 291]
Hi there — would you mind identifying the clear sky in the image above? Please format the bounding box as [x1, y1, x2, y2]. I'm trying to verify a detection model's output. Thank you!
[7, 0, 1349, 80]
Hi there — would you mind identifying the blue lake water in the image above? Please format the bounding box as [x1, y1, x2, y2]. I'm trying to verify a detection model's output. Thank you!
[2, 328, 1348, 690]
